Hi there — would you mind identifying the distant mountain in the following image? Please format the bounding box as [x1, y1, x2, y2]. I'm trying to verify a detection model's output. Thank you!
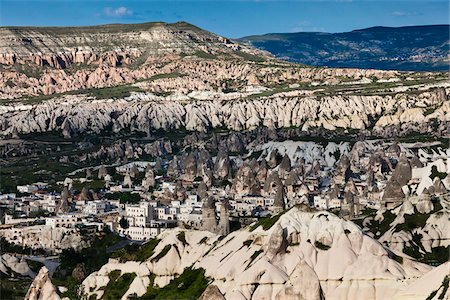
[239, 25, 450, 71]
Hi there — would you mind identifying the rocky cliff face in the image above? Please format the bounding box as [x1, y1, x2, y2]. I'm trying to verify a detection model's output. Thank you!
[1, 22, 447, 138]
[81, 206, 433, 300]
[0, 84, 448, 137]
[24, 266, 60, 300]
[0, 22, 254, 67]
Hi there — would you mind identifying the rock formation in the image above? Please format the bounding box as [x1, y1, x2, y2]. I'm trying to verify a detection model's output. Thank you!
[24, 267, 60, 300]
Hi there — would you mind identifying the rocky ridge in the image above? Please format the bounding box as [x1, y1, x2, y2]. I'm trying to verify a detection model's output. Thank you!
[81, 206, 434, 300]
[0, 83, 448, 138]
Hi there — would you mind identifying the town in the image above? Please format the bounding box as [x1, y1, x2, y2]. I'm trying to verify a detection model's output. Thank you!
[1, 132, 448, 254]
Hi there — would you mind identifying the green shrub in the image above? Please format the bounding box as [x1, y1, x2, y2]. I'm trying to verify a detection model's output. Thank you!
[26, 260, 45, 273]
[177, 232, 188, 246]
[151, 245, 171, 262]
[314, 241, 331, 250]
[242, 240, 253, 247]
[102, 271, 136, 300]
[106, 192, 141, 204]
[246, 250, 263, 270]
[430, 165, 447, 180]
[111, 239, 160, 262]
[140, 268, 208, 300]
[250, 209, 289, 231]
[0, 278, 32, 300]
[198, 237, 208, 245]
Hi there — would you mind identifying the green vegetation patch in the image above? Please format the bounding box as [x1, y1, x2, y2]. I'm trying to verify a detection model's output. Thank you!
[151, 244, 172, 262]
[81, 85, 144, 99]
[430, 165, 447, 180]
[358, 210, 397, 239]
[245, 250, 263, 270]
[404, 244, 449, 266]
[249, 209, 289, 231]
[242, 240, 253, 247]
[106, 192, 141, 204]
[56, 228, 121, 286]
[394, 211, 430, 233]
[427, 275, 449, 300]
[148, 72, 183, 81]
[111, 239, 160, 262]
[0, 278, 33, 300]
[102, 271, 137, 300]
[177, 232, 188, 246]
[198, 237, 208, 245]
[26, 260, 45, 273]
[0, 237, 40, 255]
[139, 268, 208, 300]
[234, 51, 265, 62]
[314, 241, 331, 250]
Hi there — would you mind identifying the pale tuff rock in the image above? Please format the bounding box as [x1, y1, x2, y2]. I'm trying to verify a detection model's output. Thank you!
[198, 285, 226, 300]
[432, 177, 447, 195]
[82, 207, 433, 300]
[130, 164, 139, 178]
[79, 186, 93, 201]
[197, 181, 208, 200]
[256, 159, 269, 184]
[416, 188, 434, 214]
[57, 186, 70, 214]
[0, 254, 34, 278]
[167, 155, 182, 177]
[273, 185, 287, 210]
[265, 224, 288, 260]
[264, 171, 283, 195]
[0, 225, 89, 254]
[202, 197, 217, 232]
[279, 154, 292, 177]
[275, 261, 323, 300]
[231, 162, 260, 196]
[142, 168, 156, 191]
[24, 266, 60, 300]
[1, 86, 448, 136]
[268, 149, 279, 168]
[383, 153, 412, 203]
[214, 150, 232, 179]
[183, 152, 198, 181]
[123, 173, 133, 188]
[375, 197, 449, 254]
[97, 165, 108, 179]
[393, 154, 413, 186]
[394, 262, 450, 300]
[410, 155, 424, 168]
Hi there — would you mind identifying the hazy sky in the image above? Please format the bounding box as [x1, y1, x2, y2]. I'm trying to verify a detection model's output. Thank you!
[0, 0, 448, 38]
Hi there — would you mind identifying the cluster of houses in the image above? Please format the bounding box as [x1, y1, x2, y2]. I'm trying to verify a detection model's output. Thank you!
[1, 140, 449, 251]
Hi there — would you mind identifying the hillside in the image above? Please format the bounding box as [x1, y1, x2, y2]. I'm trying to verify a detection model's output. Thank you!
[0, 21, 265, 67]
[239, 25, 450, 71]
[0, 22, 448, 140]
[79, 206, 436, 300]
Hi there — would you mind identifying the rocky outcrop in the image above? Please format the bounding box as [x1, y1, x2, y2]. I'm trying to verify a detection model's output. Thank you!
[0, 85, 448, 137]
[82, 207, 433, 300]
[24, 267, 60, 300]
[198, 285, 226, 300]
[0, 254, 34, 277]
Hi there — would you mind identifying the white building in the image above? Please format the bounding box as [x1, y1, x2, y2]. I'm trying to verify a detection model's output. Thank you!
[313, 196, 328, 210]
[17, 185, 38, 193]
[85, 200, 108, 215]
[45, 215, 80, 229]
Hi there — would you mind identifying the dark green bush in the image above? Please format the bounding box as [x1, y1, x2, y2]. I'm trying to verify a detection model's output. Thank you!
[140, 268, 208, 300]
